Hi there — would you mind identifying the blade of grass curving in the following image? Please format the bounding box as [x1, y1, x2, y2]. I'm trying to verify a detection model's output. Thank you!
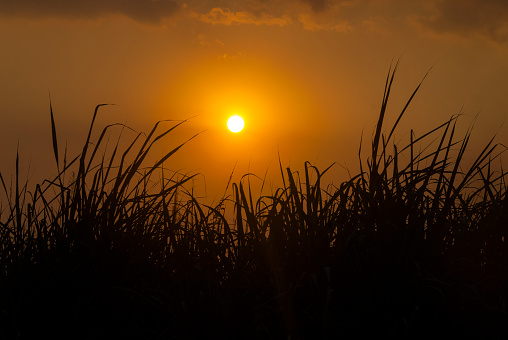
[85, 123, 133, 174]
[286, 167, 306, 229]
[321, 176, 359, 216]
[108, 132, 143, 198]
[14, 145, 22, 253]
[443, 126, 473, 205]
[74, 104, 110, 214]
[245, 170, 256, 226]
[239, 181, 258, 239]
[259, 165, 270, 198]
[130, 119, 189, 169]
[204, 203, 233, 250]
[185, 191, 207, 244]
[0, 171, 10, 208]
[305, 162, 312, 219]
[37, 154, 79, 198]
[429, 119, 455, 183]
[28, 181, 60, 224]
[312, 162, 335, 214]
[101, 138, 120, 191]
[278, 150, 287, 192]
[160, 188, 174, 241]
[383, 68, 431, 151]
[117, 124, 197, 198]
[424, 119, 457, 216]
[372, 59, 400, 174]
[79, 104, 110, 175]
[49, 98, 59, 170]
[88, 126, 130, 212]
[139, 173, 198, 201]
[134, 132, 201, 191]
[233, 183, 245, 249]
[395, 115, 456, 208]
[85, 166, 102, 213]
[358, 131, 367, 192]
[410, 130, 415, 187]
[392, 144, 400, 195]
[380, 134, 392, 181]
[398, 115, 460, 156]
[104, 132, 156, 208]
[478, 160, 496, 202]
[455, 137, 498, 196]
[222, 162, 237, 199]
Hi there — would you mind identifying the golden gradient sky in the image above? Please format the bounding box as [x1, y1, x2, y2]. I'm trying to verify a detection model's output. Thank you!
[1, 0, 508, 201]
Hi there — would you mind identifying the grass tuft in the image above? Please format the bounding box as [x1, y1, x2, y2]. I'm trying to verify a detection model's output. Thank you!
[1, 65, 508, 339]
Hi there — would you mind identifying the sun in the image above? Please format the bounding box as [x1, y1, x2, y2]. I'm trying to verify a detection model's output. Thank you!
[227, 115, 245, 133]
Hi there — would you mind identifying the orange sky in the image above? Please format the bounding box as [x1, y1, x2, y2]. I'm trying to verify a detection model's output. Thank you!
[1, 0, 508, 202]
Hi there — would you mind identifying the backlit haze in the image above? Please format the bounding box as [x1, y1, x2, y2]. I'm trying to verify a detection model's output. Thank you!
[1, 0, 508, 203]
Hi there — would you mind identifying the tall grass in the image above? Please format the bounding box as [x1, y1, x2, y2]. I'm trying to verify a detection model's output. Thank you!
[1, 64, 508, 339]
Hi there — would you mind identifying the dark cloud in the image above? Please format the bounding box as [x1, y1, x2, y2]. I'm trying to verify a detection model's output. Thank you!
[187, 0, 336, 16]
[301, 0, 329, 12]
[419, 0, 508, 42]
[0, 0, 180, 23]
[5, 0, 506, 43]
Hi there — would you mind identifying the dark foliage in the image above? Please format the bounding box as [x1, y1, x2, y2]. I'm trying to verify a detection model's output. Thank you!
[1, 64, 507, 339]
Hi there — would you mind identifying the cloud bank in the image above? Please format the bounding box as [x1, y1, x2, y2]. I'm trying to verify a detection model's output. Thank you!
[1, 0, 508, 42]
[418, 0, 508, 42]
[0, 0, 180, 23]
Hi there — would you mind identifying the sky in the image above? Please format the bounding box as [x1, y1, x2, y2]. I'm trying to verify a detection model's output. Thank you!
[1, 0, 508, 202]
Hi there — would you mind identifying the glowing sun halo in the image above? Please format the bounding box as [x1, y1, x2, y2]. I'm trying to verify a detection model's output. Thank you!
[227, 115, 244, 133]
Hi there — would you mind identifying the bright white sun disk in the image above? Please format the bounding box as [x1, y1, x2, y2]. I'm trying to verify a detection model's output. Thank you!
[227, 115, 244, 133]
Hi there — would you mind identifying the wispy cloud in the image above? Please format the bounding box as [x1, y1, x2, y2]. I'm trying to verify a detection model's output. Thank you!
[298, 13, 352, 32]
[191, 7, 291, 26]
[188, 0, 359, 31]
[217, 51, 246, 61]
